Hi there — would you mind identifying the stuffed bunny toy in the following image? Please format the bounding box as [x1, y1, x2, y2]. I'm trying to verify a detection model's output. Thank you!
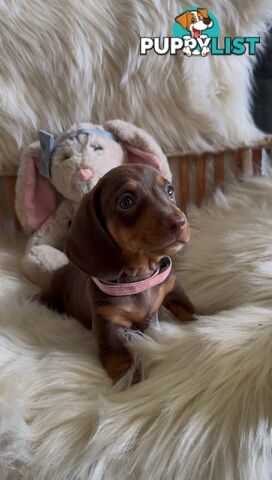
[15, 120, 172, 288]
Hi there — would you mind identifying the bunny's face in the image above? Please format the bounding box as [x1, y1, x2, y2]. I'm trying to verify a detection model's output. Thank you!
[50, 133, 125, 202]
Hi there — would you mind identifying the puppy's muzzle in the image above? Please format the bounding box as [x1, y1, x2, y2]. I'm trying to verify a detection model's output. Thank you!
[163, 213, 187, 236]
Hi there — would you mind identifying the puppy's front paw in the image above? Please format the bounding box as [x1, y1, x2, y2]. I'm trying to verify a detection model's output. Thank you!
[183, 47, 192, 56]
[201, 46, 210, 56]
[171, 304, 196, 322]
[103, 351, 135, 382]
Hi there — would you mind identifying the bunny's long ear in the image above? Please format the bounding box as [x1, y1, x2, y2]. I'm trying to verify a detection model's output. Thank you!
[104, 120, 172, 180]
[15, 142, 57, 230]
[65, 186, 124, 280]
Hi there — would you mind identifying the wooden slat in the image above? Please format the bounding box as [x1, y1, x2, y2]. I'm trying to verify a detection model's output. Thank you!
[166, 138, 272, 160]
[5, 176, 21, 232]
[252, 148, 262, 175]
[0, 171, 17, 177]
[196, 155, 205, 206]
[179, 156, 189, 210]
[242, 149, 253, 175]
[214, 153, 224, 187]
[235, 149, 243, 175]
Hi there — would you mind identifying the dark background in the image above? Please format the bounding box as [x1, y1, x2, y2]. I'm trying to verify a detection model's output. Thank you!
[253, 32, 272, 133]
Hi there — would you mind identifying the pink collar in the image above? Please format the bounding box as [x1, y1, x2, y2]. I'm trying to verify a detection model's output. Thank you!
[91, 257, 172, 296]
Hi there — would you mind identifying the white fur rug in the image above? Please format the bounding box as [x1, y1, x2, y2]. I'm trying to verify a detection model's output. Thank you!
[0, 0, 271, 171]
[1, 175, 272, 479]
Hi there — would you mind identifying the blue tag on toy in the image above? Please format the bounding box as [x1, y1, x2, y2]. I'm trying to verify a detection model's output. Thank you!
[39, 130, 54, 178]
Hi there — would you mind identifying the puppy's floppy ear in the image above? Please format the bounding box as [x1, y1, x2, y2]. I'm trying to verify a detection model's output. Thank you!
[197, 8, 209, 19]
[65, 187, 124, 280]
[175, 11, 190, 30]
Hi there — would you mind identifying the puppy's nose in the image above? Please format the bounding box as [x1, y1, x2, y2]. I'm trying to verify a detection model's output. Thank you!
[165, 214, 187, 234]
[76, 168, 93, 182]
[203, 17, 211, 25]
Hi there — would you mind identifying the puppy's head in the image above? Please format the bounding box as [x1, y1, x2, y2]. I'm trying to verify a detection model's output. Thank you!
[176, 8, 213, 38]
[65, 164, 190, 279]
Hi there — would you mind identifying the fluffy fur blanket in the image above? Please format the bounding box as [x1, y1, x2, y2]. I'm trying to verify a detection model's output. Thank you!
[1, 175, 272, 480]
[0, 0, 271, 171]
[1, 1, 272, 478]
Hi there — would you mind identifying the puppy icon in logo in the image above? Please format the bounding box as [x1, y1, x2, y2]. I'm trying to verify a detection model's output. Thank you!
[175, 8, 214, 56]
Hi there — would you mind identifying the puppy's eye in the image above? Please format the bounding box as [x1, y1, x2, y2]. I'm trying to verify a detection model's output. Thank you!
[93, 146, 103, 151]
[118, 193, 136, 210]
[191, 17, 196, 23]
[166, 185, 175, 199]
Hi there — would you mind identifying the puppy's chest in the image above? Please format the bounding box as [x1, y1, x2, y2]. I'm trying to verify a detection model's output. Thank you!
[96, 274, 175, 329]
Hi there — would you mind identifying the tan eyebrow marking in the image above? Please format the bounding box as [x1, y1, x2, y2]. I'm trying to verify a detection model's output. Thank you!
[156, 175, 165, 187]
[123, 180, 138, 191]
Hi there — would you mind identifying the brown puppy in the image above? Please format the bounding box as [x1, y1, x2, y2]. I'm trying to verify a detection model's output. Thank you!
[39, 164, 195, 383]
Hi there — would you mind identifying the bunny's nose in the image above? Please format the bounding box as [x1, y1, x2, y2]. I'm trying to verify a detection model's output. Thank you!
[76, 168, 94, 181]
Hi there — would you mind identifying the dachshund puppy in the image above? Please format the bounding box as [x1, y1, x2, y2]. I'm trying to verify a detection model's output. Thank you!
[39, 164, 195, 383]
